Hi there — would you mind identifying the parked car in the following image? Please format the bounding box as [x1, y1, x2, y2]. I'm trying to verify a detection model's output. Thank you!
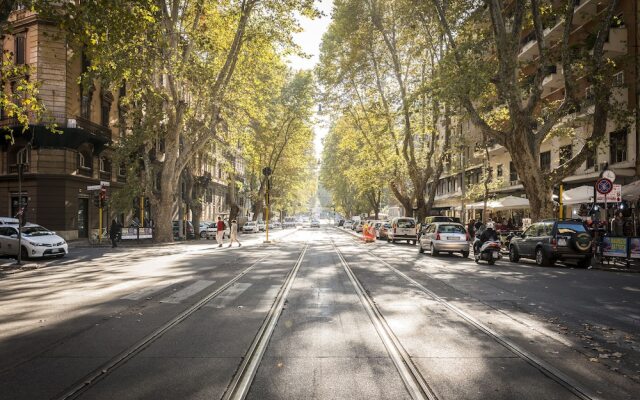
[0, 223, 68, 259]
[205, 221, 230, 239]
[172, 221, 195, 239]
[199, 222, 213, 238]
[0, 217, 19, 225]
[257, 221, 266, 231]
[337, 219, 345, 227]
[508, 219, 592, 268]
[354, 220, 366, 233]
[283, 217, 297, 228]
[419, 222, 470, 258]
[310, 219, 320, 228]
[387, 217, 417, 244]
[343, 220, 354, 229]
[243, 221, 259, 233]
[377, 222, 391, 240]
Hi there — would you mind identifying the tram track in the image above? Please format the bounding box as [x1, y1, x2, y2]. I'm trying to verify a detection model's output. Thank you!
[55, 243, 308, 400]
[333, 230, 602, 400]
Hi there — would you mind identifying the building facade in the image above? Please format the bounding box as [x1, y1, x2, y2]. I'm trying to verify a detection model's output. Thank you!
[429, 0, 639, 225]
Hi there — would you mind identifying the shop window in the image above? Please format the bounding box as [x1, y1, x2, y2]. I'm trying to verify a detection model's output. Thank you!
[539, 151, 550, 171]
[609, 128, 627, 164]
[559, 145, 572, 164]
[496, 164, 503, 177]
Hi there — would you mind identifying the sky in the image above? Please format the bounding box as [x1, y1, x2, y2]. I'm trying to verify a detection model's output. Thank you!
[287, 0, 334, 158]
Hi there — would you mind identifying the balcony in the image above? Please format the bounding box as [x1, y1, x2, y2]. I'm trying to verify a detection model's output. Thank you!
[573, 0, 598, 26]
[72, 116, 112, 140]
[541, 65, 564, 96]
[518, 39, 539, 62]
[543, 20, 564, 41]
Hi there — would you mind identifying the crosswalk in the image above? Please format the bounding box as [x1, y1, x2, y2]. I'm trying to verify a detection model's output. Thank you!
[120, 280, 277, 310]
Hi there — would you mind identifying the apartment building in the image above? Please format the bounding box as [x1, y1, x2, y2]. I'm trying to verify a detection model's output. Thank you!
[0, 8, 127, 240]
[0, 8, 250, 240]
[430, 0, 639, 224]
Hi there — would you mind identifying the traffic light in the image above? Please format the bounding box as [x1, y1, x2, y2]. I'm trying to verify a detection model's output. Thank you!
[99, 188, 106, 207]
[93, 193, 101, 207]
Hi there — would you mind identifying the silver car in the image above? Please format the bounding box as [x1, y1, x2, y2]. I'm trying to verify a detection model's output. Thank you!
[418, 222, 470, 257]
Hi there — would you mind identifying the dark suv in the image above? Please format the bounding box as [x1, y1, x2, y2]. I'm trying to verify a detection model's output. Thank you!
[508, 219, 592, 268]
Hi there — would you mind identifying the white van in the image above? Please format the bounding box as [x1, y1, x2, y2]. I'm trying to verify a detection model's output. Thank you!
[387, 217, 417, 244]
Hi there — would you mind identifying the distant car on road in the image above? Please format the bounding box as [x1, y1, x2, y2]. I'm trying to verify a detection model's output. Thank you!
[343, 220, 354, 229]
[387, 217, 417, 244]
[509, 219, 592, 268]
[310, 219, 320, 228]
[243, 221, 259, 233]
[257, 221, 266, 232]
[283, 217, 297, 228]
[418, 222, 470, 258]
[173, 221, 195, 239]
[0, 223, 67, 259]
[377, 222, 391, 240]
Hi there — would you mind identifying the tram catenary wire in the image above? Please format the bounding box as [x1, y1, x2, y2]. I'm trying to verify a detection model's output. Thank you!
[333, 229, 601, 400]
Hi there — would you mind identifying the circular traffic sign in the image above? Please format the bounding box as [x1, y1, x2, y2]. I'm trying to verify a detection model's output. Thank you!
[596, 178, 613, 195]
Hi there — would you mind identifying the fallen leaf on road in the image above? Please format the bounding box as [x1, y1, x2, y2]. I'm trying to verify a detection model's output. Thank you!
[589, 358, 599, 362]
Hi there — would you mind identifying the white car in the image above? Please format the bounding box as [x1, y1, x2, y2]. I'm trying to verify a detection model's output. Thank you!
[0, 224, 67, 259]
[205, 222, 230, 239]
[243, 221, 259, 233]
[257, 221, 266, 231]
[387, 217, 417, 245]
[343, 220, 354, 229]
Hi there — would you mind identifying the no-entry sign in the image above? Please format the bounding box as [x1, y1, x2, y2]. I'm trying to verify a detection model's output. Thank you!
[596, 178, 613, 195]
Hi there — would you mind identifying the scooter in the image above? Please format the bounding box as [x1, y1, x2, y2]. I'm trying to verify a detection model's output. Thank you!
[474, 240, 502, 265]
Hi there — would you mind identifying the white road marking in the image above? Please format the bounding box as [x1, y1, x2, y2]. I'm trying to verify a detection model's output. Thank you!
[205, 283, 252, 308]
[121, 279, 183, 301]
[160, 280, 215, 304]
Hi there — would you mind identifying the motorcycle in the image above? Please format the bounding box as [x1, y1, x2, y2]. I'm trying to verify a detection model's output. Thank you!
[474, 239, 502, 265]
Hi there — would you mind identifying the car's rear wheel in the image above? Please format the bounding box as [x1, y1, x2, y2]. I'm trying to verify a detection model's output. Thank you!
[200, 231, 207, 239]
[430, 243, 439, 256]
[462, 251, 469, 258]
[418, 243, 424, 254]
[535, 247, 550, 266]
[488, 259, 495, 265]
[20, 246, 29, 260]
[509, 246, 520, 262]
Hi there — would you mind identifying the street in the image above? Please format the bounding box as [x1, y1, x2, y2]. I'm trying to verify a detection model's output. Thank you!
[1, 227, 639, 400]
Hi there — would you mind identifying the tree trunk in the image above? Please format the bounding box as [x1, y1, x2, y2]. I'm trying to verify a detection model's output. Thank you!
[153, 187, 176, 242]
[509, 144, 554, 221]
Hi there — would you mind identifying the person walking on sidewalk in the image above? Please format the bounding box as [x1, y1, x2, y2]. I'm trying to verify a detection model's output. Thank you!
[228, 219, 241, 247]
[216, 216, 225, 247]
[109, 219, 121, 248]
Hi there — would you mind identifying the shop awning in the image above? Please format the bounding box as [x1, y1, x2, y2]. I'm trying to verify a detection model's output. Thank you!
[622, 180, 640, 201]
[562, 186, 594, 205]
[492, 195, 530, 210]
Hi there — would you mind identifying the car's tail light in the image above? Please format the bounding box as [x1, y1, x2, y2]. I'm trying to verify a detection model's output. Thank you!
[551, 237, 557, 249]
[436, 233, 441, 241]
[393, 227, 397, 234]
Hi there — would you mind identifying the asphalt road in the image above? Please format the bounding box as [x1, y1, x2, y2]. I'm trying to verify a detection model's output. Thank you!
[0, 227, 638, 399]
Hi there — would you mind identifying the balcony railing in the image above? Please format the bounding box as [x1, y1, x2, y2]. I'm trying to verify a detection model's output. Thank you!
[0, 113, 112, 140]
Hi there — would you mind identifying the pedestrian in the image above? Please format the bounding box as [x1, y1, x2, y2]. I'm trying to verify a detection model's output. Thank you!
[611, 212, 624, 236]
[467, 219, 475, 239]
[216, 216, 225, 247]
[109, 218, 121, 248]
[228, 219, 241, 247]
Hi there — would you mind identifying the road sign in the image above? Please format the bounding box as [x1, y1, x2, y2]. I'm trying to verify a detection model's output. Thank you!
[602, 170, 616, 182]
[100, 181, 111, 187]
[596, 184, 622, 203]
[87, 185, 101, 190]
[596, 178, 613, 195]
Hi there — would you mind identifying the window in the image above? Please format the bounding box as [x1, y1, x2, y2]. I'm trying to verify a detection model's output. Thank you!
[14, 35, 25, 65]
[586, 147, 596, 169]
[100, 96, 112, 126]
[539, 151, 550, 171]
[509, 161, 518, 182]
[559, 145, 572, 164]
[118, 163, 126, 176]
[609, 128, 627, 164]
[612, 71, 624, 87]
[496, 164, 503, 177]
[585, 85, 595, 101]
[78, 152, 92, 170]
[16, 147, 29, 165]
[99, 157, 111, 172]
